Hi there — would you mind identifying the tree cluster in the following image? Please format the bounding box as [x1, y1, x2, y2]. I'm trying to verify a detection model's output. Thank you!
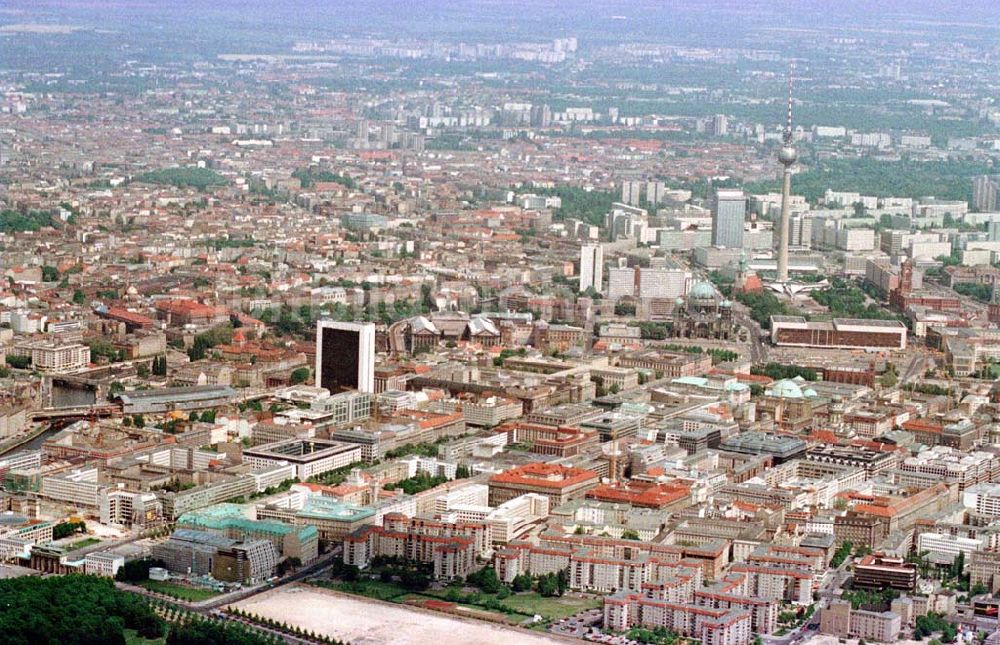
[188, 325, 234, 361]
[115, 557, 166, 583]
[625, 625, 681, 645]
[0, 209, 56, 233]
[914, 612, 957, 642]
[635, 321, 672, 340]
[370, 556, 432, 591]
[466, 566, 502, 594]
[532, 186, 616, 228]
[954, 282, 993, 303]
[151, 355, 168, 376]
[751, 362, 819, 382]
[383, 441, 440, 459]
[52, 520, 86, 540]
[830, 541, 853, 568]
[0, 574, 164, 645]
[493, 347, 528, 367]
[5, 355, 31, 370]
[167, 616, 289, 645]
[733, 290, 795, 329]
[812, 277, 899, 321]
[224, 607, 347, 644]
[136, 167, 227, 190]
[880, 362, 899, 388]
[289, 366, 311, 385]
[88, 338, 125, 363]
[383, 471, 449, 495]
[614, 302, 636, 316]
[291, 167, 356, 190]
[536, 569, 569, 597]
[842, 588, 899, 611]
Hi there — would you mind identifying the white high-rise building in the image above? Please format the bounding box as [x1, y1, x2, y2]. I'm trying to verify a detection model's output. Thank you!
[621, 181, 643, 206]
[579, 244, 604, 294]
[789, 214, 812, 250]
[973, 175, 1000, 213]
[607, 267, 636, 300]
[712, 114, 728, 136]
[711, 189, 747, 249]
[637, 268, 689, 299]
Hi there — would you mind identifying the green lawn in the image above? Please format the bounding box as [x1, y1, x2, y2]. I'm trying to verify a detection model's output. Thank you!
[67, 537, 101, 550]
[397, 593, 519, 623]
[322, 579, 408, 602]
[124, 629, 166, 645]
[316, 579, 600, 623]
[500, 592, 601, 620]
[421, 587, 600, 622]
[139, 580, 221, 602]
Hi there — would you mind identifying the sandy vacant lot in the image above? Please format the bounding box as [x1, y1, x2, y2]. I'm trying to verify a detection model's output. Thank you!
[230, 584, 569, 645]
[801, 637, 927, 645]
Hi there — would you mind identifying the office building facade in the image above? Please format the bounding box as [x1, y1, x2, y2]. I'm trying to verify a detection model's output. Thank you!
[315, 320, 375, 393]
[579, 244, 604, 293]
[711, 189, 746, 249]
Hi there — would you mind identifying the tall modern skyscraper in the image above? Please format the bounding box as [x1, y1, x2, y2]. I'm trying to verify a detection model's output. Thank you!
[710, 189, 747, 248]
[712, 114, 729, 136]
[776, 66, 798, 283]
[315, 320, 375, 394]
[579, 244, 604, 293]
[973, 175, 1000, 213]
[621, 180, 643, 206]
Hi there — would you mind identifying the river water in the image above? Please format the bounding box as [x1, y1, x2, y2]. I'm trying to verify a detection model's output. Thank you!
[0, 385, 99, 457]
[51, 384, 97, 407]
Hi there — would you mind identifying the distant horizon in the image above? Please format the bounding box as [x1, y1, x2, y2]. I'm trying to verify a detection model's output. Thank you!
[4, 0, 1000, 33]
[2, 0, 998, 78]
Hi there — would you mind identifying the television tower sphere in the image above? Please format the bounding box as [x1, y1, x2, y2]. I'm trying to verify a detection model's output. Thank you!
[778, 145, 798, 166]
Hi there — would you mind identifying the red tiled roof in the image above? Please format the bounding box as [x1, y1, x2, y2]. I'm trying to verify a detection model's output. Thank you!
[587, 481, 690, 509]
[901, 419, 943, 433]
[105, 307, 155, 327]
[489, 463, 598, 490]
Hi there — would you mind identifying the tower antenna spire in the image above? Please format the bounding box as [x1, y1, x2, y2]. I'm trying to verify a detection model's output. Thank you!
[784, 62, 795, 145]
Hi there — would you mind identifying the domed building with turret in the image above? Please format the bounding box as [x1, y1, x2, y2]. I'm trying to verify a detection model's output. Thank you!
[757, 376, 827, 432]
[669, 281, 734, 340]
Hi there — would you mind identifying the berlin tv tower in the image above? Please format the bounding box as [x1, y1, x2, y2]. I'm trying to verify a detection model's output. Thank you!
[775, 64, 797, 284]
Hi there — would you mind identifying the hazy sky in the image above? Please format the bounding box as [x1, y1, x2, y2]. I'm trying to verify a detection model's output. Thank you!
[2, 0, 998, 73]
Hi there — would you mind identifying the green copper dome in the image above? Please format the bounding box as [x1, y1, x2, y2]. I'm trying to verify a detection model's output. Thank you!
[689, 281, 717, 299]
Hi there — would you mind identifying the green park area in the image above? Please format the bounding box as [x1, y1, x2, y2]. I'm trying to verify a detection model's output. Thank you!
[139, 579, 222, 602]
[135, 167, 227, 190]
[488, 590, 600, 620]
[328, 581, 600, 625]
[317, 561, 600, 627]
[67, 537, 101, 550]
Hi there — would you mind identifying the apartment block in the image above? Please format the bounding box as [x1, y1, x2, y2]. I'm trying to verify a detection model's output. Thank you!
[820, 599, 901, 643]
[343, 512, 488, 579]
